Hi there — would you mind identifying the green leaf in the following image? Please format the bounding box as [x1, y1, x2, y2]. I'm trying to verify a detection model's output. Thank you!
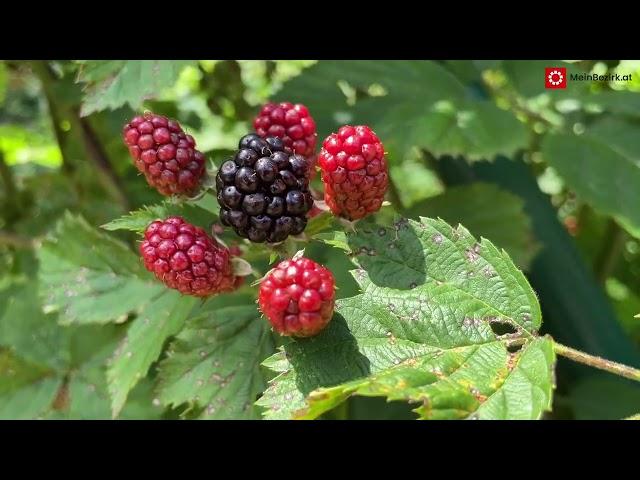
[102, 201, 216, 234]
[304, 212, 338, 237]
[156, 298, 275, 419]
[299, 337, 555, 420]
[38, 212, 165, 325]
[605, 278, 640, 343]
[258, 217, 555, 420]
[76, 60, 127, 82]
[0, 282, 70, 370]
[500, 60, 587, 98]
[0, 350, 61, 419]
[568, 375, 640, 420]
[405, 183, 539, 269]
[55, 369, 162, 420]
[583, 91, 640, 117]
[440, 155, 640, 368]
[395, 100, 528, 162]
[107, 290, 197, 418]
[256, 351, 307, 419]
[275, 61, 527, 162]
[77, 60, 196, 116]
[389, 157, 444, 207]
[500, 62, 640, 117]
[39, 323, 161, 420]
[587, 116, 640, 161]
[67, 323, 126, 369]
[313, 231, 349, 252]
[542, 127, 640, 238]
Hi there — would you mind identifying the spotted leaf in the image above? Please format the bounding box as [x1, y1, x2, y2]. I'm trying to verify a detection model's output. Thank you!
[38, 212, 165, 325]
[258, 217, 556, 420]
[156, 296, 275, 419]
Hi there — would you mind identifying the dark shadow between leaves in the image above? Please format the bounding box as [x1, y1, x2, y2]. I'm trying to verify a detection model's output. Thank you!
[285, 313, 371, 396]
[346, 217, 427, 290]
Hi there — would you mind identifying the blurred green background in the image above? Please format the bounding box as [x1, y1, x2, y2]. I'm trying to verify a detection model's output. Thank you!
[1, 60, 640, 419]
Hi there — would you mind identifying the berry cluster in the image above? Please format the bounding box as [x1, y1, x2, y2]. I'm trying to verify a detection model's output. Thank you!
[258, 256, 335, 337]
[123, 113, 206, 196]
[216, 134, 313, 243]
[318, 125, 388, 221]
[253, 102, 317, 158]
[126, 102, 389, 337]
[139, 217, 240, 297]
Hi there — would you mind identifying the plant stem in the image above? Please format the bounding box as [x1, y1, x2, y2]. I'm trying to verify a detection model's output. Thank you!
[29, 61, 77, 179]
[0, 150, 24, 227]
[594, 219, 626, 284]
[0, 151, 17, 200]
[76, 114, 131, 210]
[554, 342, 640, 383]
[0, 230, 35, 249]
[30, 60, 130, 211]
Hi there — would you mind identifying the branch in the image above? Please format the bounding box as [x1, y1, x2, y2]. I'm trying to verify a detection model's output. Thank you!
[0, 150, 17, 199]
[76, 114, 131, 210]
[554, 342, 640, 383]
[0, 230, 35, 249]
[29, 61, 77, 177]
[0, 150, 24, 226]
[30, 61, 130, 211]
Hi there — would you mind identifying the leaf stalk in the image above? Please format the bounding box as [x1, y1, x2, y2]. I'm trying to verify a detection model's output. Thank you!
[553, 342, 640, 383]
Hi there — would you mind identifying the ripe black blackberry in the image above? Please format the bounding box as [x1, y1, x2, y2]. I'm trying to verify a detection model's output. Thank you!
[217, 134, 313, 243]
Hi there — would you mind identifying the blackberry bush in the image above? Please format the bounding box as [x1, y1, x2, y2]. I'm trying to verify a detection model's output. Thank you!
[12, 60, 640, 422]
[216, 133, 314, 243]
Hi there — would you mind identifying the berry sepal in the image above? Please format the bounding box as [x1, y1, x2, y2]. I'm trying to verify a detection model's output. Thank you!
[231, 256, 254, 277]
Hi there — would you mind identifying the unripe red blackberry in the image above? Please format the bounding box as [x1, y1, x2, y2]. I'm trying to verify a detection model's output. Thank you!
[258, 256, 335, 337]
[123, 113, 206, 196]
[318, 125, 389, 221]
[139, 217, 240, 297]
[253, 102, 317, 158]
[216, 133, 314, 243]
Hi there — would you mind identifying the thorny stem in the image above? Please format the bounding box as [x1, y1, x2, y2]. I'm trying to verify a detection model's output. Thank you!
[595, 219, 626, 284]
[553, 342, 640, 383]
